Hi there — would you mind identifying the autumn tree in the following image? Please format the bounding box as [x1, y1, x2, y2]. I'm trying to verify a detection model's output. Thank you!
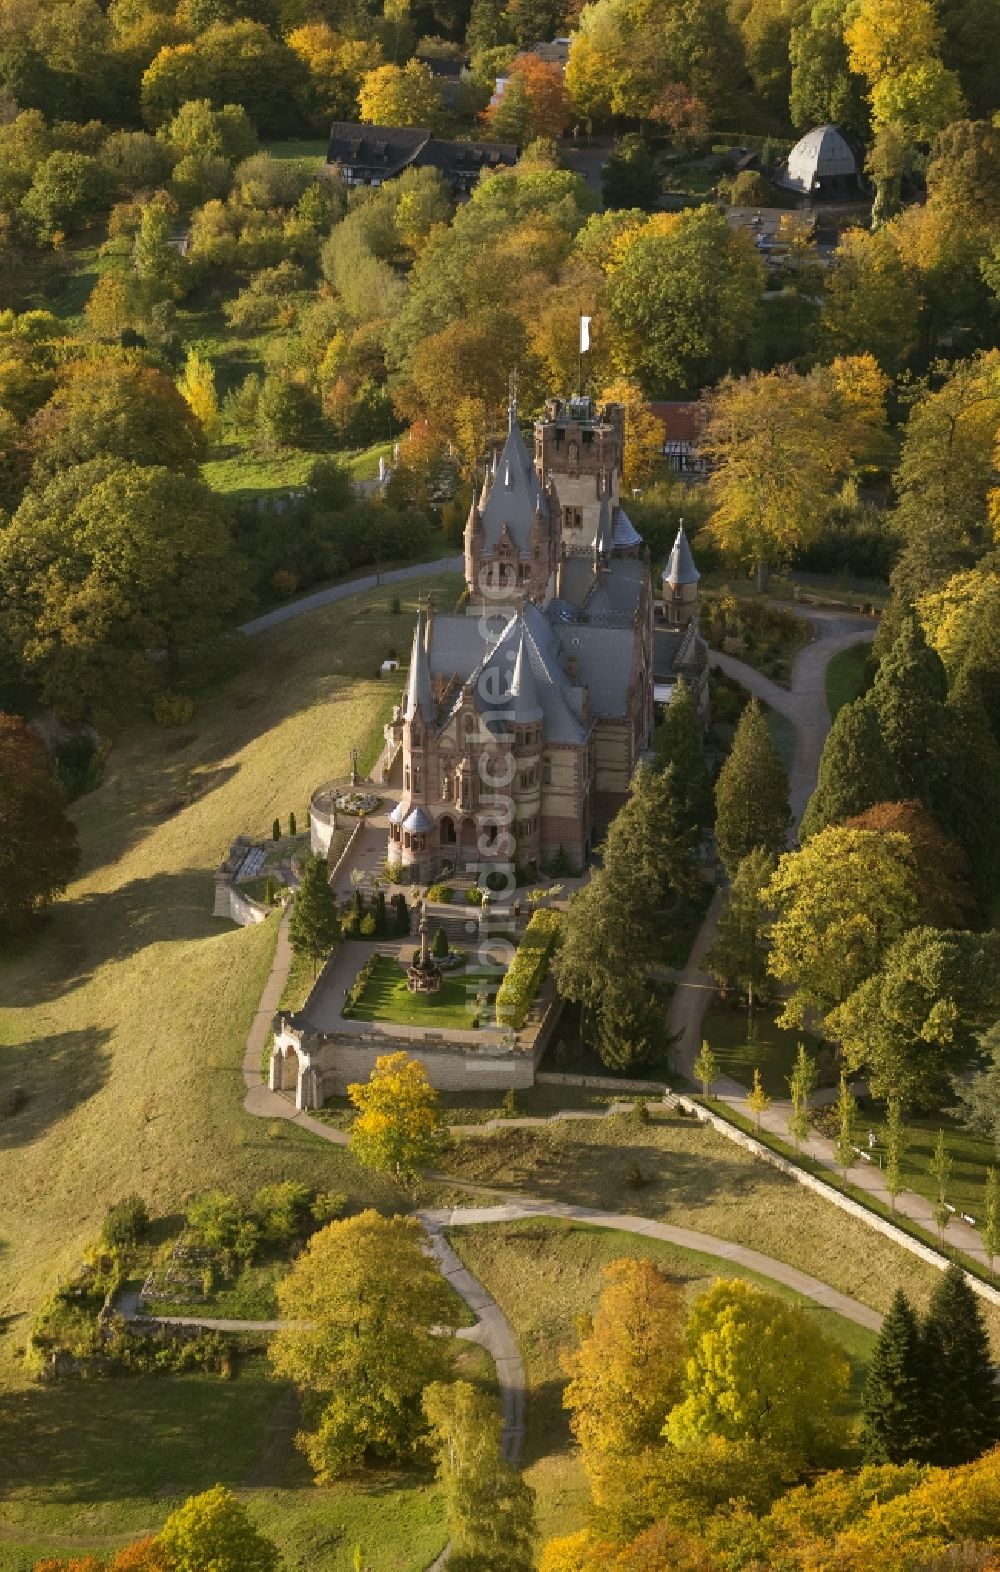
[562, 1257, 684, 1507]
[27, 359, 205, 480]
[288, 22, 383, 128]
[702, 358, 888, 585]
[0, 712, 79, 931]
[347, 1051, 448, 1182]
[483, 54, 572, 142]
[177, 347, 218, 436]
[666, 1278, 850, 1465]
[821, 227, 921, 372]
[565, 0, 742, 124]
[764, 826, 918, 1027]
[600, 377, 669, 493]
[359, 60, 442, 127]
[789, 0, 868, 134]
[158, 1486, 278, 1572]
[423, 1381, 537, 1572]
[799, 699, 895, 840]
[704, 848, 775, 1028]
[843, 801, 975, 929]
[271, 1210, 459, 1479]
[289, 854, 340, 979]
[713, 700, 789, 877]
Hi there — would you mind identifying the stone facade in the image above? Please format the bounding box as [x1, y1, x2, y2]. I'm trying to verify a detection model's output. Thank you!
[384, 395, 673, 883]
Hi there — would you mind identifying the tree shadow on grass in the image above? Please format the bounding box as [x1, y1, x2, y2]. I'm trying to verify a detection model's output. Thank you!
[1, 868, 265, 1007]
[0, 1027, 112, 1149]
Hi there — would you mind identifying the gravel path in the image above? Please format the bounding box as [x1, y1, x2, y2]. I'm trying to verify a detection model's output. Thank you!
[238, 555, 464, 637]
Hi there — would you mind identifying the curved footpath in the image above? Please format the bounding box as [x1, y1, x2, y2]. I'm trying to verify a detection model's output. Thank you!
[238, 555, 464, 638]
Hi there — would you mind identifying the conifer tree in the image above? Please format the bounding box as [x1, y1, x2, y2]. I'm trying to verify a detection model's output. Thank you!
[884, 1095, 906, 1212]
[704, 847, 775, 1030]
[714, 700, 790, 877]
[921, 1264, 1000, 1464]
[870, 613, 948, 800]
[799, 698, 896, 839]
[289, 853, 340, 977]
[655, 676, 712, 833]
[861, 1289, 924, 1464]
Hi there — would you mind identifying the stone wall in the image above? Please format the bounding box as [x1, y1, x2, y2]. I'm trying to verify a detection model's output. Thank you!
[678, 1094, 1000, 1311]
[213, 838, 269, 927]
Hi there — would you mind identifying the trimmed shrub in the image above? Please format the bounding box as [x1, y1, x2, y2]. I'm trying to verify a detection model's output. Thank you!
[264, 878, 275, 906]
[432, 925, 449, 959]
[289, 812, 297, 836]
[494, 907, 562, 1029]
[375, 889, 387, 934]
[360, 912, 377, 936]
[467, 886, 485, 906]
[253, 1181, 312, 1246]
[272, 818, 281, 842]
[426, 882, 454, 903]
[392, 892, 410, 934]
[547, 846, 572, 876]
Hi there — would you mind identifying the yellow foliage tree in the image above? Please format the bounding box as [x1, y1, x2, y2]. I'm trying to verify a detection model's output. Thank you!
[845, 0, 942, 89]
[562, 1257, 684, 1505]
[600, 376, 665, 491]
[176, 346, 218, 437]
[918, 568, 1000, 675]
[347, 1051, 448, 1182]
[665, 1278, 850, 1464]
[288, 23, 383, 126]
[358, 60, 442, 128]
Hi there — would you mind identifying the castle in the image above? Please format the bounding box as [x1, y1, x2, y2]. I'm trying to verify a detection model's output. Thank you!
[383, 395, 701, 883]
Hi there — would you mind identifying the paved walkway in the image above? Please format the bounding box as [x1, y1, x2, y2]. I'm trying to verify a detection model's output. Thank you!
[238, 555, 464, 637]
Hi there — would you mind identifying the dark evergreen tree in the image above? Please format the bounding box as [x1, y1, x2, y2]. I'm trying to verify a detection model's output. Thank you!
[704, 847, 775, 1023]
[921, 1265, 1000, 1465]
[800, 698, 896, 839]
[595, 977, 666, 1072]
[655, 675, 712, 834]
[870, 614, 948, 801]
[861, 1289, 925, 1464]
[602, 135, 662, 212]
[289, 854, 340, 977]
[936, 669, 1000, 903]
[714, 699, 790, 877]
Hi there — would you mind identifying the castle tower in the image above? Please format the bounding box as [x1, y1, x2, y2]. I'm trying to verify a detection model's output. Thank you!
[662, 523, 700, 627]
[535, 396, 623, 552]
[463, 399, 558, 608]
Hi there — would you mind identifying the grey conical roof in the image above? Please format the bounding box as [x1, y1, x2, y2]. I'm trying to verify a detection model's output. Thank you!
[664, 524, 699, 587]
[594, 493, 614, 558]
[507, 624, 544, 724]
[404, 610, 435, 720]
[480, 405, 547, 553]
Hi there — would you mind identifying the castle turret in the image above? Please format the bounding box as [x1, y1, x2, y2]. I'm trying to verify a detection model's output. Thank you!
[662, 522, 700, 627]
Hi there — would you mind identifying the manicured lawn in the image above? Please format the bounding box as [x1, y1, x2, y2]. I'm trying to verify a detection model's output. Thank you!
[425, 1107, 1000, 1350]
[446, 1217, 877, 1544]
[347, 956, 498, 1029]
[0, 1361, 449, 1571]
[854, 1103, 997, 1223]
[826, 641, 873, 719]
[702, 1003, 830, 1100]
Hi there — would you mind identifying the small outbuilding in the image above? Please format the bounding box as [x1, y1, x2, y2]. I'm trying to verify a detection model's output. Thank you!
[777, 124, 861, 197]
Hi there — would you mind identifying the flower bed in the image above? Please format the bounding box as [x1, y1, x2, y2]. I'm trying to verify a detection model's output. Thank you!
[333, 790, 381, 815]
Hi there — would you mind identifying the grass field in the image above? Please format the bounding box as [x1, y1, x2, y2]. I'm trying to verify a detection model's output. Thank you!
[0, 575, 463, 1565]
[825, 642, 873, 718]
[853, 1103, 997, 1222]
[446, 1217, 878, 1544]
[702, 1004, 831, 1099]
[426, 1108, 1000, 1351]
[346, 956, 497, 1029]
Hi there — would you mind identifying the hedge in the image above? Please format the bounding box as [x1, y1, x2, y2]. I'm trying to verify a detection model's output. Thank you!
[495, 907, 562, 1029]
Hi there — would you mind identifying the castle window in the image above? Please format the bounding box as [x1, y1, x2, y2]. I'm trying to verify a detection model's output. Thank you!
[413, 765, 421, 792]
[404, 767, 411, 791]
[542, 759, 551, 785]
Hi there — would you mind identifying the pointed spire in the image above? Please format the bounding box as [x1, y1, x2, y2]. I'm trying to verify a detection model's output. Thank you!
[405, 611, 434, 721]
[594, 493, 614, 563]
[507, 624, 544, 724]
[664, 520, 700, 587]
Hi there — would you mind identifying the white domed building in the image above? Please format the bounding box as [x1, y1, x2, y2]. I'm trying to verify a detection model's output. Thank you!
[778, 124, 861, 197]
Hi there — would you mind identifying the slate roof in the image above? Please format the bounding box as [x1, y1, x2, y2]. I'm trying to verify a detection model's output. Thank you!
[404, 610, 435, 718]
[480, 406, 549, 553]
[327, 123, 518, 184]
[402, 806, 434, 833]
[613, 507, 642, 547]
[664, 524, 700, 588]
[779, 124, 859, 193]
[554, 623, 635, 718]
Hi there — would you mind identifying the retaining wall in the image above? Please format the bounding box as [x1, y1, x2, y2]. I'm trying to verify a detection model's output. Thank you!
[678, 1094, 1000, 1309]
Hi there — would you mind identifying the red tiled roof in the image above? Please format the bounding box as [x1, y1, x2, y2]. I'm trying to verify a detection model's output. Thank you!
[647, 401, 704, 444]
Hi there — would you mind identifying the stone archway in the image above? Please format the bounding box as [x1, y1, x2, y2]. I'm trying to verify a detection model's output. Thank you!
[440, 814, 457, 846]
[280, 1044, 300, 1096]
[460, 815, 477, 851]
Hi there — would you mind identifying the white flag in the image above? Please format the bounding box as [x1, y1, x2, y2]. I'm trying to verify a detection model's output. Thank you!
[580, 315, 592, 353]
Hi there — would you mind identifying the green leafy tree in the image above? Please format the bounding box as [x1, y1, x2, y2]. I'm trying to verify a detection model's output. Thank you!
[884, 1095, 906, 1212]
[347, 1051, 448, 1182]
[666, 1278, 850, 1465]
[21, 150, 110, 241]
[704, 848, 775, 1029]
[765, 826, 918, 1028]
[654, 675, 712, 834]
[606, 206, 763, 397]
[0, 711, 79, 931]
[828, 927, 1000, 1108]
[159, 1485, 278, 1572]
[602, 134, 662, 212]
[789, 0, 868, 134]
[821, 227, 921, 373]
[289, 854, 340, 978]
[693, 1039, 719, 1098]
[257, 374, 324, 451]
[133, 199, 186, 303]
[861, 1289, 924, 1464]
[714, 700, 790, 878]
[929, 1128, 953, 1213]
[423, 1381, 537, 1572]
[0, 460, 244, 719]
[270, 1210, 459, 1479]
[835, 1073, 857, 1179]
[921, 1264, 1000, 1463]
[28, 360, 205, 480]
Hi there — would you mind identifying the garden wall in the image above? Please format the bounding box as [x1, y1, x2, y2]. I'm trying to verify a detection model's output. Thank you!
[677, 1094, 1000, 1310]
